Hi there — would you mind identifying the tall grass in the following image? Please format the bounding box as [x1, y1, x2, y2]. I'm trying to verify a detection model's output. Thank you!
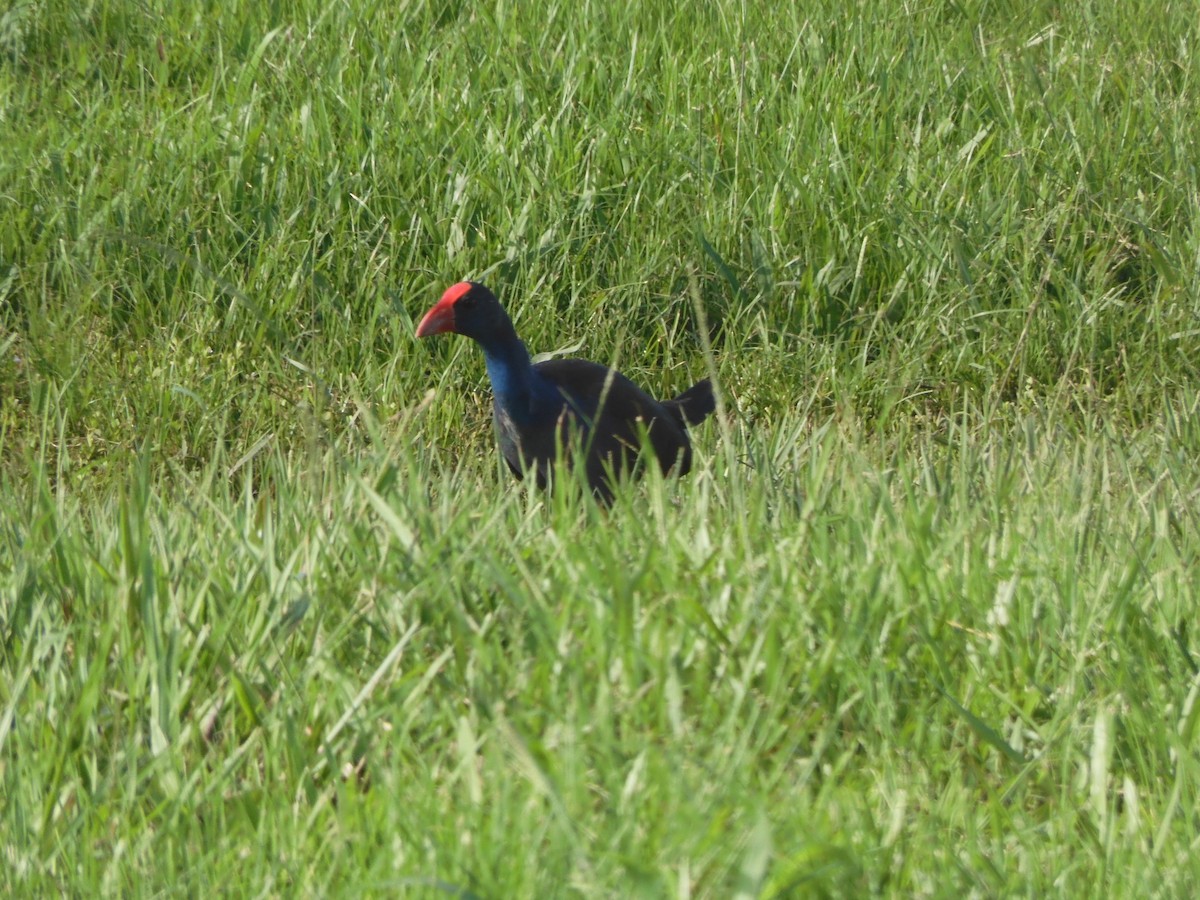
[3, 0, 1199, 895]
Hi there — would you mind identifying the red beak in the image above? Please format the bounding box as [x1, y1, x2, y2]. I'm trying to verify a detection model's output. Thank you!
[415, 298, 455, 337]
[415, 282, 473, 337]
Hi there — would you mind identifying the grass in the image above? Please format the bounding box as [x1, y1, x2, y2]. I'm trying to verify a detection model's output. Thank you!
[3, 0, 1200, 895]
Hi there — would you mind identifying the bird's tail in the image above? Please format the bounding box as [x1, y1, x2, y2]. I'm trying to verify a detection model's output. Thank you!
[663, 379, 716, 429]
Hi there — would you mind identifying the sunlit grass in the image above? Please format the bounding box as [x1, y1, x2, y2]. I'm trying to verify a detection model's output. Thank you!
[3, 0, 1200, 895]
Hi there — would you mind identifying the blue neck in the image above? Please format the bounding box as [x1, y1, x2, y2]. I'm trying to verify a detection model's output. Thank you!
[480, 337, 555, 423]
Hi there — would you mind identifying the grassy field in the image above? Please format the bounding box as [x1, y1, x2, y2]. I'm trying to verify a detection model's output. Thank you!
[3, 0, 1200, 895]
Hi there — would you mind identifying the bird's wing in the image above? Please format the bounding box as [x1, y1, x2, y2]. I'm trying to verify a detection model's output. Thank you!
[534, 360, 693, 477]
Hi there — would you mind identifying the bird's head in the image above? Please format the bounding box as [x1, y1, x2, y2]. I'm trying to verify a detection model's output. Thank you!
[415, 281, 510, 344]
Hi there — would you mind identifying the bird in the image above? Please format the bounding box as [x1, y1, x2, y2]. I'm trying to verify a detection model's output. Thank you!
[415, 281, 716, 502]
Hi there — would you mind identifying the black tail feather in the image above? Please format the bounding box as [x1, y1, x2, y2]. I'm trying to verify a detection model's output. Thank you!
[662, 379, 716, 429]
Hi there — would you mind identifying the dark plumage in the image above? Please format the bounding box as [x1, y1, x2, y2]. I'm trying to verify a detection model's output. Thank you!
[416, 281, 715, 501]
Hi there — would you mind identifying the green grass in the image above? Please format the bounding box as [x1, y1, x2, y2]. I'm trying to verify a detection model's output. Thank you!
[3, 0, 1200, 895]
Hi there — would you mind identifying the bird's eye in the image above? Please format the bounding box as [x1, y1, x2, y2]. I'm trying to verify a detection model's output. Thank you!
[458, 293, 475, 309]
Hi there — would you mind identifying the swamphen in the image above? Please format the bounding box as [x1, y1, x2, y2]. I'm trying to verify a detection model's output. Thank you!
[416, 282, 715, 501]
